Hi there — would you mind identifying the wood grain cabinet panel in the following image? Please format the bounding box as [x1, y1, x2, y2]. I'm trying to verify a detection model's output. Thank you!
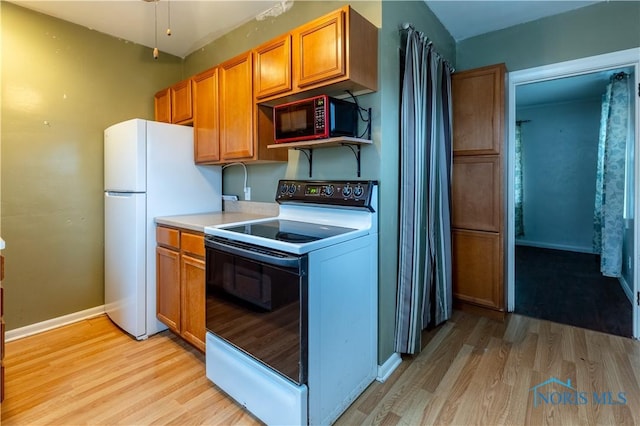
[296, 9, 345, 88]
[452, 156, 502, 232]
[452, 63, 506, 317]
[290, 6, 377, 95]
[452, 229, 503, 310]
[171, 78, 194, 124]
[220, 52, 254, 160]
[452, 64, 505, 155]
[254, 35, 292, 99]
[154, 88, 171, 123]
[193, 67, 220, 163]
[156, 246, 181, 333]
[181, 255, 206, 352]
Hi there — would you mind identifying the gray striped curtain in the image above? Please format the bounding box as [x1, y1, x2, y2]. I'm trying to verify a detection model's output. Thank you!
[395, 28, 453, 355]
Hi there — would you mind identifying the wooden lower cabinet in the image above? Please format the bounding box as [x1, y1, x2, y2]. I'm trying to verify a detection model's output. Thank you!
[156, 226, 206, 351]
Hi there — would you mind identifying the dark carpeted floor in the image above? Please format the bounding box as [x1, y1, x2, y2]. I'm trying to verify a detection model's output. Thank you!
[515, 245, 633, 337]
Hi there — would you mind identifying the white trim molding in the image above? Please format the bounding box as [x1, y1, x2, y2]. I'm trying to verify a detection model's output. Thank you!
[506, 48, 640, 333]
[5, 305, 106, 342]
[377, 352, 402, 383]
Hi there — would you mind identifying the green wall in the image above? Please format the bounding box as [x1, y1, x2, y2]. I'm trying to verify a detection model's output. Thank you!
[0, 2, 182, 330]
[457, 0, 640, 72]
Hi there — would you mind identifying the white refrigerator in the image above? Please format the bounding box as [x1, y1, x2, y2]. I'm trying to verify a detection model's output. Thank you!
[104, 118, 221, 339]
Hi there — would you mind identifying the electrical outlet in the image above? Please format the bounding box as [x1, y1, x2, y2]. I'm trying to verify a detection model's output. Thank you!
[244, 187, 251, 201]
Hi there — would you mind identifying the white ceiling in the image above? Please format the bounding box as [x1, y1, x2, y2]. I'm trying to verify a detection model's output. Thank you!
[9, 0, 289, 58]
[425, 0, 601, 41]
[11, 0, 617, 106]
[10, 0, 604, 58]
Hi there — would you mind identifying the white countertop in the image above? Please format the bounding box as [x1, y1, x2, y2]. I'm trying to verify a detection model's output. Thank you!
[155, 212, 275, 233]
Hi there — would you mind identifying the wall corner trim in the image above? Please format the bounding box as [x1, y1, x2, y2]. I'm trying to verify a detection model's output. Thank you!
[5, 305, 106, 342]
[376, 352, 402, 383]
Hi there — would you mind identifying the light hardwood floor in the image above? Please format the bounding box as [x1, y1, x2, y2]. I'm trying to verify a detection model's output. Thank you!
[2, 312, 639, 425]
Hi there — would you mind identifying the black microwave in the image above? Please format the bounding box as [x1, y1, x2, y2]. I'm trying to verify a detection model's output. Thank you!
[273, 95, 358, 144]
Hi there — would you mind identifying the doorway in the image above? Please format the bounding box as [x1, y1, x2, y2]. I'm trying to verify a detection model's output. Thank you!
[507, 48, 640, 339]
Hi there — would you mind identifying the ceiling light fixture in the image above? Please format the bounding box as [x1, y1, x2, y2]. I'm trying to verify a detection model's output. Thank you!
[166, 0, 172, 36]
[153, 0, 158, 59]
[144, 0, 172, 59]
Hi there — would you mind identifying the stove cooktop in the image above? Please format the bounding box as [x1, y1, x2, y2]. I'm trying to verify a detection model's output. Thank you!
[222, 219, 356, 244]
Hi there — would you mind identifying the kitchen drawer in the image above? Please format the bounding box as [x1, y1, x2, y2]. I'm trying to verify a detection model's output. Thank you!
[157, 226, 180, 250]
[181, 232, 205, 258]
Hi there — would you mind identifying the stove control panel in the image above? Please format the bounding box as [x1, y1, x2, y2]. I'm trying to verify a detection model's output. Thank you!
[276, 180, 377, 211]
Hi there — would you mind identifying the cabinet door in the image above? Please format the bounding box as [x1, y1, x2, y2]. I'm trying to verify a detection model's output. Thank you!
[154, 88, 171, 123]
[181, 254, 206, 352]
[295, 9, 345, 88]
[452, 64, 505, 155]
[452, 156, 502, 232]
[193, 67, 220, 163]
[452, 230, 503, 310]
[156, 246, 180, 333]
[171, 79, 193, 124]
[254, 35, 292, 99]
[220, 52, 254, 160]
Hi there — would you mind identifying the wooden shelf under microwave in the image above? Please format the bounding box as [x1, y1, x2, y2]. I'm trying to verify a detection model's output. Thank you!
[267, 136, 372, 177]
[267, 136, 371, 150]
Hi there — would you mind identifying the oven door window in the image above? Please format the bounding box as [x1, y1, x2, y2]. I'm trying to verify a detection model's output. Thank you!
[206, 245, 307, 385]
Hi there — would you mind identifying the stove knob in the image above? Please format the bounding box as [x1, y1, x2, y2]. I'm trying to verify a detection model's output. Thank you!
[280, 183, 289, 194]
[324, 185, 335, 196]
[288, 184, 297, 195]
[353, 184, 364, 198]
[342, 185, 352, 198]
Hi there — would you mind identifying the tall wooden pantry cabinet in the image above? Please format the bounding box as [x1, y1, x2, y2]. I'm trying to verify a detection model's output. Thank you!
[451, 63, 507, 319]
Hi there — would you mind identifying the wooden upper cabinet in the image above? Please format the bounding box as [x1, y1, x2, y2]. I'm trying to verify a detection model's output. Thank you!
[452, 64, 505, 155]
[296, 8, 345, 88]
[154, 80, 193, 125]
[254, 35, 292, 100]
[154, 88, 171, 123]
[293, 6, 378, 94]
[252, 6, 377, 104]
[171, 78, 194, 124]
[219, 52, 254, 160]
[193, 67, 220, 163]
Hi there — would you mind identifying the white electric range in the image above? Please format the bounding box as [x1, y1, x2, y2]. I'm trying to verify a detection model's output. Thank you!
[203, 180, 378, 425]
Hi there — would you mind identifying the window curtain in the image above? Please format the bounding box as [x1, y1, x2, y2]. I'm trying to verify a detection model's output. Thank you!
[394, 27, 453, 355]
[515, 122, 525, 238]
[593, 72, 631, 277]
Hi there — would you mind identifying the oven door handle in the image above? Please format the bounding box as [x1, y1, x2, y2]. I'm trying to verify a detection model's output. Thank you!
[206, 238, 303, 270]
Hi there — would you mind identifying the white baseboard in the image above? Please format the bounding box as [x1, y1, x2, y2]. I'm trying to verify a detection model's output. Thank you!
[377, 352, 402, 383]
[515, 239, 595, 254]
[619, 276, 634, 304]
[5, 305, 105, 342]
